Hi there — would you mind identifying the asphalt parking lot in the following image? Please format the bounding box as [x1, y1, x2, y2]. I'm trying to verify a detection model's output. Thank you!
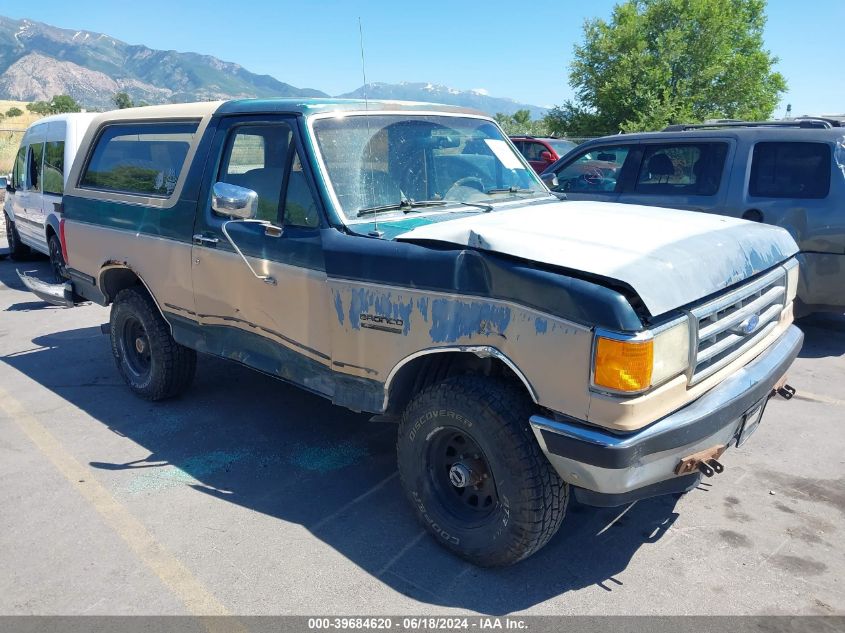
[0, 243, 843, 616]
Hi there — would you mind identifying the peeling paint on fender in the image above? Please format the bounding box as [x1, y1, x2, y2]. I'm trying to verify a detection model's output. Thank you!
[333, 290, 345, 326]
[429, 298, 511, 343]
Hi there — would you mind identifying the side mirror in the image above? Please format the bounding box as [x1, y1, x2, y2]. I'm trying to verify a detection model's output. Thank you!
[539, 151, 553, 163]
[540, 172, 559, 189]
[211, 182, 258, 219]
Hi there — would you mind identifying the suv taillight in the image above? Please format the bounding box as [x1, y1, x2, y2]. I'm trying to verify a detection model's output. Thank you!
[59, 219, 69, 266]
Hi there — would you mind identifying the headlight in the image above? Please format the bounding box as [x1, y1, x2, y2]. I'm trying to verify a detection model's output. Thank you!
[784, 258, 799, 305]
[592, 318, 690, 395]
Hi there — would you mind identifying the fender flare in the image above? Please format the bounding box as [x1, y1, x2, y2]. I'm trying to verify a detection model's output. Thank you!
[382, 345, 538, 411]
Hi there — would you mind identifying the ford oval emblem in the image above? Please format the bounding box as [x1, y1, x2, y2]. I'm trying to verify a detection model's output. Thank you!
[731, 314, 760, 336]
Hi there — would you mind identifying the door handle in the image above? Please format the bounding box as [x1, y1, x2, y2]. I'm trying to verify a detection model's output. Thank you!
[193, 234, 219, 247]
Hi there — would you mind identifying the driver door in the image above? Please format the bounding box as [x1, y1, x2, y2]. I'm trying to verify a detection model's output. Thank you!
[190, 115, 333, 389]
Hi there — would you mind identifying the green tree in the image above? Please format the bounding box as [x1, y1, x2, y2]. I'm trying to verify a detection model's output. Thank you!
[547, 0, 787, 136]
[494, 110, 550, 136]
[27, 101, 52, 115]
[49, 95, 81, 114]
[113, 92, 134, 109]
[5, 107, 23, 118]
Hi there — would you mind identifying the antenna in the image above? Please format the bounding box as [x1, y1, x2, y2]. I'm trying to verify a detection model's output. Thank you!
[358, 17, 382, 237]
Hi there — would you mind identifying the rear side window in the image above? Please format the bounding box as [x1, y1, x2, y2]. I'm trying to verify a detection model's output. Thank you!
[43, 141, 65, 196]
[635, 143, 728, 195]
[80, 122, 199, 197]
[749, 142, 831, 199]
[28, 143, 44, 193]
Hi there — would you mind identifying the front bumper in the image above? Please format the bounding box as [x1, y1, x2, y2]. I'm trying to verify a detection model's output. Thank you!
[530, 324, 803, 507]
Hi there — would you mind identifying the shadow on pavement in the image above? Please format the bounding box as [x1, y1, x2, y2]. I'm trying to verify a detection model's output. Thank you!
[796, 313, 845, 359]
[0, 258, 681, 613]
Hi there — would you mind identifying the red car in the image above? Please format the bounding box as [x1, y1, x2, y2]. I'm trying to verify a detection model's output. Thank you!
[510, 136, 576, 173]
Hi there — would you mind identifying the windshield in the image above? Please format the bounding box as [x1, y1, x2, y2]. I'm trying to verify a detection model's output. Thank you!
[311, 114, 547, 221]
[548, 140, 576, 157]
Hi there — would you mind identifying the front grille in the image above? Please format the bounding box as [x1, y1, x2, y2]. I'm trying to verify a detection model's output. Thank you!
[690, 268, 787, 385]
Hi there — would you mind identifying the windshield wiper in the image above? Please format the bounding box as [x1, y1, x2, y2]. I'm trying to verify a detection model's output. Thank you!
[446, 200, 493, 213]
[356, 198, 447, 217]
[485, 186, 538, 195]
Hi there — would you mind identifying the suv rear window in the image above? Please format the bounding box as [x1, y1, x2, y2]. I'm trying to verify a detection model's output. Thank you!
[635, 143, 728, 196]
[80, 122, 199, 197]
[749, 142, 831, 199]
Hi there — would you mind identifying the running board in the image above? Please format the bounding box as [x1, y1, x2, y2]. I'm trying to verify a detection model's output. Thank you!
[16, 270, 82, 308]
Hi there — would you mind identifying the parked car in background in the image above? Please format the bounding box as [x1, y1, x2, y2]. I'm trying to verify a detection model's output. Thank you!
[540, 120, 845, 315]
[510, 136, 576, 173]
[3, 112, 98, 278]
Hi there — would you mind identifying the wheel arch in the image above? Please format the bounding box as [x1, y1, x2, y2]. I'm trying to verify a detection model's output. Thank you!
[45, 214, 61, 240]
[383, 346, 538, 416]
[98, 265, 171, 332]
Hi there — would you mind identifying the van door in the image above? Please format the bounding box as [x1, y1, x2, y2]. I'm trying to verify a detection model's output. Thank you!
[742, 139, 843, 308]
[7, 144, 27, 227]
[190, 115, 334, 395]
[39, 120, 68, 241]
[16, 134, 46, 248]
[616, 140, 732, 213]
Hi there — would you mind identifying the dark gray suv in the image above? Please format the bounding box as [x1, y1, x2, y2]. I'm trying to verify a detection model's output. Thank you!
[541, 120, 845, 314]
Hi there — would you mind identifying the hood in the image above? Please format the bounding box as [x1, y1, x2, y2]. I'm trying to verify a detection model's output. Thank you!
[396, 200, 799, 317]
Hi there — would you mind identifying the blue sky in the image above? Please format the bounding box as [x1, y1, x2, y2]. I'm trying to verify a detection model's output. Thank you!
[4, 0, 843, 115]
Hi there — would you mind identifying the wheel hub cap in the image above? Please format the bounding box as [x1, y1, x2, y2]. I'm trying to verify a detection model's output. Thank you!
[135, 337, 147, 354]
[449, 462, 480, 488]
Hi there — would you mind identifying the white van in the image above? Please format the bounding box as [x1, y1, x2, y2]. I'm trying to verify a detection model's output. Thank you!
[3, 113, 97, 278]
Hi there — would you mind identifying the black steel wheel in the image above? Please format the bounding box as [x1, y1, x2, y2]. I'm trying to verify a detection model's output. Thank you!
[48, 234, 67, 281]
[427, 428, 498, 525]
[110, 286, 196, 400]
[119, 315, 152, 381]
[397, 375, 568, 567]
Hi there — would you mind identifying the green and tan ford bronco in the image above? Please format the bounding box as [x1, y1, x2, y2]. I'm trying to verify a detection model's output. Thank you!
[21, 99, 802, 566]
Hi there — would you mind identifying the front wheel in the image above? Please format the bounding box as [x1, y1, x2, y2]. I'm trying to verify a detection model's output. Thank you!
[397, 376, 568, 567]
[110, 287, 196, 400]
[4, 213, 31, 260]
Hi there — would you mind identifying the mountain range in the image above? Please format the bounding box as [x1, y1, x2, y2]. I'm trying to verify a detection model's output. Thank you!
[0, 15, 546, 117]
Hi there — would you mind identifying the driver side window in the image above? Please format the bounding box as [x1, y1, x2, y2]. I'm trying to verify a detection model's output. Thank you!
[552, 145, 631, 193]
[219, 124, 292, 223]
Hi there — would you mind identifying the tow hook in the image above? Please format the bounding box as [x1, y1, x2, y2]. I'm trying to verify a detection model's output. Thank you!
[675, 444, 726, 475]
[776, 384, 796, 400]
[696, 458, 725, 477]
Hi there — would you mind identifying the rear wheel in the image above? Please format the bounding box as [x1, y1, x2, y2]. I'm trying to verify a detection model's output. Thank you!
[110, 287, 196, 400]
[397, 375, 568, 567]
[4, 213, 31, 260]
[48, 234, 66, 281]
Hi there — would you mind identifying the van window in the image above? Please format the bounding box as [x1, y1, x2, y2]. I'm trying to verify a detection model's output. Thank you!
[13, 146, 26, 189]
[635, 143, 728, 195]
[80, 122, 198, 197]
[219, 123, 293, 222]
[28, 143, 44, 193]
[749, 142, 831, 199]
[43, 141, 65, 195]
